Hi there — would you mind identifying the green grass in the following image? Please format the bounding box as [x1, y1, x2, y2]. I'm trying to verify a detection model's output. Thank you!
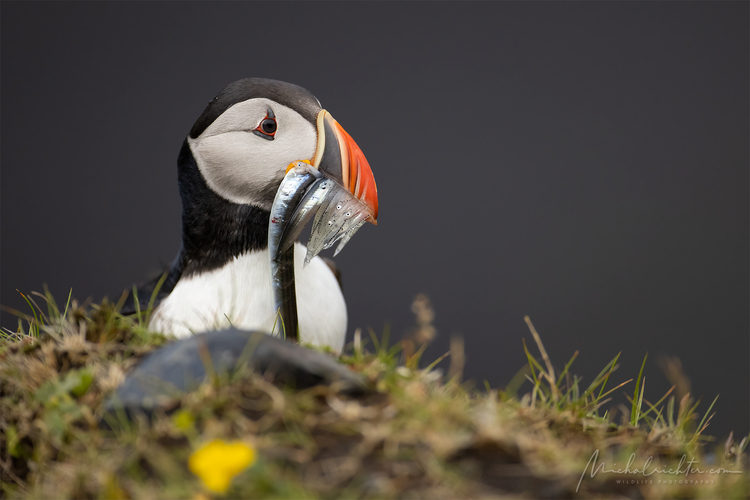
[0, 293, 747, 499]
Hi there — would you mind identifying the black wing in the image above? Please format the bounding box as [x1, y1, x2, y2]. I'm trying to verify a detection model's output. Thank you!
[119, 250, 184, 316]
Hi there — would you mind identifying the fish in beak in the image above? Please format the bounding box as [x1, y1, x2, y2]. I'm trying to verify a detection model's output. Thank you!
[268, 110, 379, 340]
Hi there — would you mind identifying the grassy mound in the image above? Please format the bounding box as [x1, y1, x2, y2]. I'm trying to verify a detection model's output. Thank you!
[1, 292, 747, 499]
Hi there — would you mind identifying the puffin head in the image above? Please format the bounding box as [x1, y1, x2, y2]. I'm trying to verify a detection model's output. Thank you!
[185, 78, 377, 218]
[176, 78, 378, 276]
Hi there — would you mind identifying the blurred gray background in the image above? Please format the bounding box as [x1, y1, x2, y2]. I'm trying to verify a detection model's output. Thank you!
[2, 2, 747, 439]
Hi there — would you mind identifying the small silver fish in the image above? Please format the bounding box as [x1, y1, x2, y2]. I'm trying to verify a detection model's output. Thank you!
[268, 161, 374, 339]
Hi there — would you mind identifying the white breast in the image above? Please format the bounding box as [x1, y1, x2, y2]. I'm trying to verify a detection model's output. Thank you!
[149, 243, 347, 352]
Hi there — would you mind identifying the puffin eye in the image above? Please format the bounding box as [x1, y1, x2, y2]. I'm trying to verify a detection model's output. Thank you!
[253, 108, 277, 140]
[261, 118, 276, 134]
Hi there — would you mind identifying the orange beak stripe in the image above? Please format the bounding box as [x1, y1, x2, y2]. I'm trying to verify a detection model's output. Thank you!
[313, 110, 379, 225]
[334, 120, 378, 223]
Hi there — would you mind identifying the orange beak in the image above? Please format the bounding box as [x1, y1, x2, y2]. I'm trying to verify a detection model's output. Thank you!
[312, 110, 379, 224]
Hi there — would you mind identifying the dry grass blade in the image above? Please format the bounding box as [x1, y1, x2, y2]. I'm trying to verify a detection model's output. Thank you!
[447, 336, 464, 383]
[524, 316, 557, 398]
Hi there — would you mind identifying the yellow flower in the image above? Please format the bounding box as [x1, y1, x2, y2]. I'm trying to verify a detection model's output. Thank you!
[189, 440, 256, 494]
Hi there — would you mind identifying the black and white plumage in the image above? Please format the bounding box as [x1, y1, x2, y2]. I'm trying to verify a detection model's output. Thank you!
[122, 78, 378, 352]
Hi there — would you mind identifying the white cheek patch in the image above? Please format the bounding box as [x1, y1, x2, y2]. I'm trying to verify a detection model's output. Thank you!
[188, 98, 318, 208]
[190, 132, 275, 204]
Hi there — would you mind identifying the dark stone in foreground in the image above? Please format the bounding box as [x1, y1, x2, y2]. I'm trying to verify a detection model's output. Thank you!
[102, 329, 369, 423]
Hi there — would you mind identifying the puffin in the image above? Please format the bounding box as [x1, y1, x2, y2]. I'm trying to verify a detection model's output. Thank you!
[121, 78, 378, 353]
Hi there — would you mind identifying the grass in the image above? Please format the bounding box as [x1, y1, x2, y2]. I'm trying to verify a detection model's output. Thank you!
[0, 291, 748, 499]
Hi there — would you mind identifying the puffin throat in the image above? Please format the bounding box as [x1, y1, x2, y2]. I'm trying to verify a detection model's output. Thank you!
[177, 140, 271, 277]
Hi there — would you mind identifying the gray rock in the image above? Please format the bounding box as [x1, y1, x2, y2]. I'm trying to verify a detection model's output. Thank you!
[101, 329, 369, 423]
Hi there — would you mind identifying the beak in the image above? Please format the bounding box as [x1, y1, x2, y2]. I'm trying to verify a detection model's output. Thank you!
[312, 110, 378, 223]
